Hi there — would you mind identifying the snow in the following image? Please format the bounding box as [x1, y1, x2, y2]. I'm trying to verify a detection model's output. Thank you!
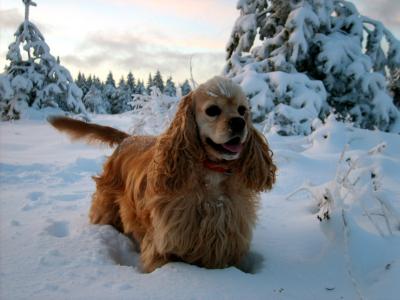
[232, 70, 328, 135]
[1, 112, 399, 300]
[84, 86, 107, 114]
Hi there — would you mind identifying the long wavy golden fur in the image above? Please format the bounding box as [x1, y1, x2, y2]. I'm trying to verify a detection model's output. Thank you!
[49, 76, 276, 272]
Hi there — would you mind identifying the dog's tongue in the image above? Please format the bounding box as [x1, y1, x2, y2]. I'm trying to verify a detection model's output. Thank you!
[222, 142, 243, 153]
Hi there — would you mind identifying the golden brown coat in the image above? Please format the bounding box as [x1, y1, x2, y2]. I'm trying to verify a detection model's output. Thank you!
[49, 76, 276, 272]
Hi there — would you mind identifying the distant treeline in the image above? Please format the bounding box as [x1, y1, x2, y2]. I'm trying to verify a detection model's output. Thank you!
[75, 70, 192, 114]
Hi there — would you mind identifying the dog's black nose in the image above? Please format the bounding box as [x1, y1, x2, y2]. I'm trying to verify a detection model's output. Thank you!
[229, 117, 245, 133]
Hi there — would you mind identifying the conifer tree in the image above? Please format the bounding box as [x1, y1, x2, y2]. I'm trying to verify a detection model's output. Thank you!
[389, 69, 400, 107]
[164, 76, 177, 97]
[224, 0, 400, 134]
[146, 73, 153, 95]
[102, 71, 116, 113]
[136, 80, 146, 95]
[86, 75, 93, 89]
[83, 85, 106, 114]
[92, 76, 103, 90]
[180, 79, 192, 96]
[0, 74, 13, 108]
[153, 70, 165, 93]
[75, 72, 89, 97]
[0, 0, 86, 120]
[126, 71, 136, 94]
[112, 77, 131, 113]
[105, 72, 115, 87]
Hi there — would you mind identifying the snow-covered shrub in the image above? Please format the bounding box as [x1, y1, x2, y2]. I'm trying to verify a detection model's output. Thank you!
[286, 115, 400, 230]
[286, 133, 400, 298]
[224, 0, 400, 134]
[83, 86, 107, 114]
[239, 70, 327, 135]
[288, 138, 400, 236]
[1, 4, 86, 120]
[129, 87, 179, 135]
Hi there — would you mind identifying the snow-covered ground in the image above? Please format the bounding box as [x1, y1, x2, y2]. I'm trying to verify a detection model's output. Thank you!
[1, 113, 399, 300]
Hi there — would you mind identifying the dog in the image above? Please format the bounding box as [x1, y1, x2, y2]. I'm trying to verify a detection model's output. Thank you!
[49, 76, 276, 272]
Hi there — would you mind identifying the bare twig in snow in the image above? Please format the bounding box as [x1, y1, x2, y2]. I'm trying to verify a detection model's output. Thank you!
[341, 209, 365, 300]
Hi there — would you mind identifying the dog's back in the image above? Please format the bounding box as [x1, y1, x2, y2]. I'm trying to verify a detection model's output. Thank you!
[49, 116, 157, 239]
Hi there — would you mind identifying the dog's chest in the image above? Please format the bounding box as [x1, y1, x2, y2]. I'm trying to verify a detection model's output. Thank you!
[152, 171, 254, 265]
[202, 172, 228, 206]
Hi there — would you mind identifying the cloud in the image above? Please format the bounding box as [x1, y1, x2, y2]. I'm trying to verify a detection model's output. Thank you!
[1, 1, 235, 82]
[0, 9, 22, 30]
[0, 8, 51, 34]
[61, 31, 226, 82]
[99, 0, 237, 28]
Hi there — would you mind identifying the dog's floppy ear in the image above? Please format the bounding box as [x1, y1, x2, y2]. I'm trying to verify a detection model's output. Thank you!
[150, 92, 204, 193]
[237, 127, 276, 192]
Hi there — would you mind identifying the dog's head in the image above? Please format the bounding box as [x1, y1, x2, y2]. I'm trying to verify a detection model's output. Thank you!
[193, 76, 249, 161]
[151, 76, 276, 193]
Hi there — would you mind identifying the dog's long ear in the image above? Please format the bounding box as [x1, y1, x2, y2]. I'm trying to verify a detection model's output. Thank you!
[237, 127, 276, 192]
[150, 92, 203, 194]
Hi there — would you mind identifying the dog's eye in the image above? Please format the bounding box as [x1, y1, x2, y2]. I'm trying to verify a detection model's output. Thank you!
[238, 105, 247, 116]
[205, 105, 221, 117]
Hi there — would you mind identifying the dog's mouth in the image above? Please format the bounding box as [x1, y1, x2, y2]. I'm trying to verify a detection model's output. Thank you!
[206, 137, 244, 155]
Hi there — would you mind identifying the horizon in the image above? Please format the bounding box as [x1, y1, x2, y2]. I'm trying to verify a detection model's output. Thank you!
[0, 0, 399, 84]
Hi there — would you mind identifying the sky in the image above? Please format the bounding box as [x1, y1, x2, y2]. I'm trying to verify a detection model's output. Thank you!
[0, 0, 399, 84]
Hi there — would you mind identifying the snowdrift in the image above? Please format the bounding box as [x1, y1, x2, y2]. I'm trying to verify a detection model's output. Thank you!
[0, 113, 399, 299]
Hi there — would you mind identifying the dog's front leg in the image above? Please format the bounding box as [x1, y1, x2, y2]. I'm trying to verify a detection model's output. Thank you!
[140, 233, 169, 273]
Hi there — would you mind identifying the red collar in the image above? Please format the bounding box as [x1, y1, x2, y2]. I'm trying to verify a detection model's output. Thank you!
[203, 160, 232, 174]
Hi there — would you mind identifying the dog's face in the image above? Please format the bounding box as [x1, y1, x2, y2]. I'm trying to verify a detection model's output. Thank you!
[153, 75, 276, 194]
[193, 77, 250, 161]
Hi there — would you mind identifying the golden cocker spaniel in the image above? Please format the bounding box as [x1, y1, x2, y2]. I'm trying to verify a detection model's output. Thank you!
[49, 76, 276, 272]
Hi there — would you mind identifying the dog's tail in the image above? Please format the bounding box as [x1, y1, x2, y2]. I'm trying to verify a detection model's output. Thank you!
[48, 116, 129, 147]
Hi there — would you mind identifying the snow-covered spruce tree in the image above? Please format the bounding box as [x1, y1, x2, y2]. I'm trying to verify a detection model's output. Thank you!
[86, 75, 93, 89]
[146, 74, 153, 95]
[153, 70, 165, 93]
[126, 71, 136, 94]
[135, 80, 146, 96]
[164, 76, 177, 97]
[1, 0, 86, 120]
[389, 69, 400, 107]
[83, 85, 107, 114]
[0, 74, 14, 114]
[0, 74, 12, 97]
[75, 72, 90, 98]
[113, 77, 132, 113]
[110, 77, 125, 114]
[92, 75, 103, 90]
[224, 0, 400, 134]
[180, 79, 192, 96]
[101, 71, 116, 113]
